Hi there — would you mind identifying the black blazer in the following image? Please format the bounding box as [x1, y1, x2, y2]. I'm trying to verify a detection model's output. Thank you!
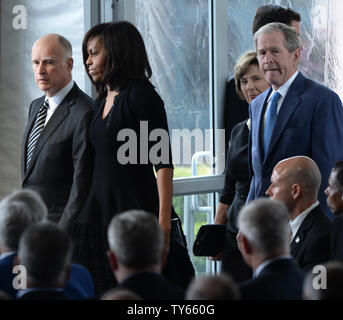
[240, 258, 305, 300]
[291, 205, 333, 272]
[118, 272, 185, 300]
[330, 216, 343, 262]
[21, 83, 93, 231]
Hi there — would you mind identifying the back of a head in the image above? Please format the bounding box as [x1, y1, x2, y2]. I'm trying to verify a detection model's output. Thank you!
[303, 262, 343, 300]
[333, 160, 343, 191]
[107, 210, 164, 269]
[252, 5, 301, 35]
[0, 189, 47, 251]
[238, 198, 290, 258]
[186, 274, 240, 300]
[101, 288, 142, 300]
[18, 222, 72, 287]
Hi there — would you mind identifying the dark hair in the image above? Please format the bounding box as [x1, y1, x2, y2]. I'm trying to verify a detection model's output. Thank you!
[333, 160, 343, 189]
[82, 21, 152, 98]
[252, 5, 301, 35]
[18, 222, 72, 286]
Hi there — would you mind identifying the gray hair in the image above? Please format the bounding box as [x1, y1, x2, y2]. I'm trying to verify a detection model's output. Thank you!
[186, 273, 240, 300]
[238, 198, 291, 258]
[18, 222, 72, 286]
[254, 22, 300, 53]
[0, 189, 47, 251]
[107, 210, 164, 269]
[58, 35, 73, 60]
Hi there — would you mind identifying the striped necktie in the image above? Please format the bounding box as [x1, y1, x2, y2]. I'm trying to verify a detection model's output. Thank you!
[26, 100, 49, 169]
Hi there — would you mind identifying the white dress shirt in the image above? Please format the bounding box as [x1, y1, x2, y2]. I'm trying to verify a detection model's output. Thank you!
[289, 201, 320, 242]
[44, 80, 74, 125]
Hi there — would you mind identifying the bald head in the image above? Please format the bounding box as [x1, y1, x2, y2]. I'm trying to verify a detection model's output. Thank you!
[266, 156, 321, 217]
[32, 34, 73, 97]
[276, 156, 321, 193]
[33, 34, 72, 60]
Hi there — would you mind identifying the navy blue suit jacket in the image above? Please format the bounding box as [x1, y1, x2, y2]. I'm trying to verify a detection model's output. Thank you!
[240, 258, 305, 300]
[247, 72, 343, 219]
[0, 252, 94, 299]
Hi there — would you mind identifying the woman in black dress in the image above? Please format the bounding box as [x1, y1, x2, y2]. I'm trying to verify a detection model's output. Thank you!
[73, 21, 194, 296]
[212, 51, 269, 282]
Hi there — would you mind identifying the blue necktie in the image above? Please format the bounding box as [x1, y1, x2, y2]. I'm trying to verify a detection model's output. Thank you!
[263, 91, 281, 156]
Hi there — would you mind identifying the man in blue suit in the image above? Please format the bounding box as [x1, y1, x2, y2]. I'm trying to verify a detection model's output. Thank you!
[247, 22, 343, 219]
[0, 189, 94, 299]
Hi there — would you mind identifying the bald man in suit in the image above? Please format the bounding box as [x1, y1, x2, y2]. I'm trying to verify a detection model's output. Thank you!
[22, 34, 93, 232]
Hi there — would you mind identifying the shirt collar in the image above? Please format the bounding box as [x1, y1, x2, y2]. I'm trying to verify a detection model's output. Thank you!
[254, 255, 292, 278]
[46, 80, 74, 108]
[290, 201, 319, 240]
[0, 251, 16, 260]
[268, 70, 299, 102]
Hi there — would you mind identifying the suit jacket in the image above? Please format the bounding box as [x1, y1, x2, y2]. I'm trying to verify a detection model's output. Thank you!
[118, 272, 185, 300]
[21, 83, 93, 231]
[240, 258, 305, 300]
[330, 216, 343, 262]
[291, 205, 332, 272]
[18, 289, 67, 300]
[247, 72, 343, 219]
[0, 252, 94, 300]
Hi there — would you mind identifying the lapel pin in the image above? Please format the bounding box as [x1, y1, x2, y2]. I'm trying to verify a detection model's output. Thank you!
[295, 236, 300, 243]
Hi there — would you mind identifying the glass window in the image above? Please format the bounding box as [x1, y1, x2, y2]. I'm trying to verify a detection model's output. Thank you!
[174, 193, 216, 276]
[134, 0, 211, 178]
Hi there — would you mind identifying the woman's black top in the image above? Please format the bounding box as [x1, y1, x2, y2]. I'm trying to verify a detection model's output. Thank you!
[219, 119, 250, 233]
[78, 79, 174, 226]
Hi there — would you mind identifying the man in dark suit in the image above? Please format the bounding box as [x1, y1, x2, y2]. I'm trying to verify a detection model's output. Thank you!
[0, 189, 94, 300]
[266, 156, 332, 271]
[247, 22, 343, 219]
[325, 161, 343, 261]
[16, 223, 73, 300]
[106, 210, 185, 300]
[237, 198, 305, 300]
[22, 34, 93, 232]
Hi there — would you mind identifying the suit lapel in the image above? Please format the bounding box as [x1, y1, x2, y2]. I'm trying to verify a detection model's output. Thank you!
[290, 206, 319, 255]
[263, 73, 306, 163]
[23, 86, 77, 182]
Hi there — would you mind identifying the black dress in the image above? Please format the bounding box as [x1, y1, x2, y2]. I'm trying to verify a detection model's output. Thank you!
[72, 80, 194, 296]
[219, 120, 252, 282]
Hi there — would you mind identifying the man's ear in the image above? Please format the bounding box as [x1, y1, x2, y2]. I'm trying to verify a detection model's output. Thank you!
[291, 183, 301, 200]
[66, 57, 74, 71]
[14, 255, 19, 266]
[237, 231, 252, 255]
[293, 48, 301, 66]
[107, 250, 118, 271]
